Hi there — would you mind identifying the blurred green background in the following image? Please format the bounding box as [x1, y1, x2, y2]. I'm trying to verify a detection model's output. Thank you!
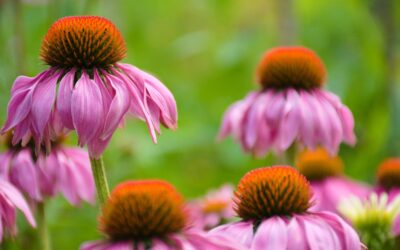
[0, 0, 399, 248]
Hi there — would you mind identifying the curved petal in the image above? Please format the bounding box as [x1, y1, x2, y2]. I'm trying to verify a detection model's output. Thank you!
[299, 214, 342, 250]
[62, 148, 95, 204]
[80, 240, 133, 250]
[113, 67, 158, 143]
[276, 89, 301, 151]
[9, 150, 42, 201]
[141, 70, 178, 129]
[101, 73, 131, 139]
[287, 216, 307, 250]
[71, 72, 104, 146]
[0, 179, 36, 227]
[218, 92, 257, 141]
[251, 217, 288, 250]
[2, 71, 50, 132]
[31, 71, 59, 136]
[209, 221, 254, 248]
[317, 212, 362, 250]
[186, 232, 246, 250]
[57, 69, 76, 129]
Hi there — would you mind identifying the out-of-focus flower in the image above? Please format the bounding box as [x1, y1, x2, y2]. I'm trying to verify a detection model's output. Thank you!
[80, 180, 244, 250]
[209, 166, 363, 250]
[219, 47, 355, 157]
[376, 158, 400, 202]
[190, 184, 235, 230]
[0, 178, 36, 241]
[339, 193, 400, 250]
[296, 147, 370, 212]
[2, 16, 177, 158]
[0, 135, 95, 205]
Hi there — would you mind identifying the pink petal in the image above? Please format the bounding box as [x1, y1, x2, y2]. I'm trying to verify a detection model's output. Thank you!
[300, 214, 342, 250]
[2, 80, 35, 132]
[209, 221, 254, 248]
[9, 150, 42, 201]
[113, 68, 158, 143]
[0, 179, 36, 227]
[31, 71, 59, 136]
[101, 74, 131, 139]
[276, 89, 301, 151]
[298, 91, 317, 148]
[151, 239, 171, 250]
[251, 217, 288, 250]
[80, 240, 133, 250]
[317, 212, 362, 250]
[57, 69, 76, 129]
[71, 72, 104, 146]
[141, 70, 178, 129]
[186, 232, 246, 250]
[287, 217, 307, 250]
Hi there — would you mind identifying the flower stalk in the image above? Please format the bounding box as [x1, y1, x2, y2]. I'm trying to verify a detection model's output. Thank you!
[90, 156, 110, 205]
[37, 202, 50, 250]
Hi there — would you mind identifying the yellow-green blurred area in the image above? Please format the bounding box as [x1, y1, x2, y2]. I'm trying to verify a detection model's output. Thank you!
[0, 0, 399, 248]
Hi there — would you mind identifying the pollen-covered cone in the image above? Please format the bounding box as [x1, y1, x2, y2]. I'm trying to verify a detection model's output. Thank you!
[0, 178, 36, 241]
[219, 47, 355, 157]
[80, 180, 245, 250]
[0, 137, 95, 205]
[209, 166, 363, 250]
[1, 16, 177, 158]
[296, 147, 370, 212]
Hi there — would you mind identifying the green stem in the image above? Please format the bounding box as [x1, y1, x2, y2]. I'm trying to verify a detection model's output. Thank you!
[90, 156, 110, 205]
[37, 202, 50, 250]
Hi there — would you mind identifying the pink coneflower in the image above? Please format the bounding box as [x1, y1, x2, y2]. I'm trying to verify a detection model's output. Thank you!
[80, 180, 244, 250]
[2, 16, 177, 158]
[219, 47, 355, 157]
[0, 178, 36, 241]
[209, 166, 363, 250]
[190, 184, 235, 230]
[0, 135, 95, 205]
[296, 147, 370, 212]
[376, 158, 400, 202]
[375, 158, 400, 237]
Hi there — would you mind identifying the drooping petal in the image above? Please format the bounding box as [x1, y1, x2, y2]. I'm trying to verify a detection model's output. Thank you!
[71, 72, 104, 146]
[57, 69, 76, 129]
[298, 91, 317, 149]
[101, 73, 131, 139]
[287, 217, 307, 250]
[300, 214, 342, 250]
[276, 89, 301, 151]
[31, 71, 59, 136]
[0, 152, 12, 180]
[36, 152, 59, 197]
[218, 92, 258, 141]
[9, 149, 42, 201]
[60, 148, 95, 204]
[317, 212, 362, 250]
[80, 240, 133, 250]
[186, 232, 246, 250]
[251, 217, 288, 250]
[209, 221, 254, 248]
[113, 68, 158, 143]
[0, 179, 36, 227]
[141, 70, 178, 129]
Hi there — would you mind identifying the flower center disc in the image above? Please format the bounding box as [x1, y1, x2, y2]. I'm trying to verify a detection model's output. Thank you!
[100, 180, 187, 240]
[234, 166, 312, 220]
[40, 16, 126, 69]
[256, 47, 326, 90]
[377, 158, 400, 190]
[296, 148, 343, 181]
